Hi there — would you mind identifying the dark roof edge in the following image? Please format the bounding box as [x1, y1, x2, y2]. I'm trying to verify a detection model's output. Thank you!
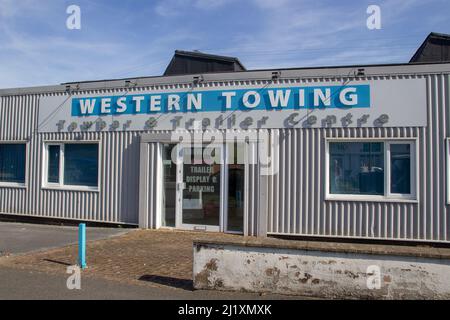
[62, 60, 450, 85]
[173, 50, 246, 70]
[410, 32, 450, 63]
[2, 61, 450, 96]
[427, 32, 450, 40]
[246, 60, 450, 73]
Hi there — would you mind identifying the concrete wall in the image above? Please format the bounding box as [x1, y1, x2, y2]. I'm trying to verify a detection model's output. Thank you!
[193, 241, 450, 299]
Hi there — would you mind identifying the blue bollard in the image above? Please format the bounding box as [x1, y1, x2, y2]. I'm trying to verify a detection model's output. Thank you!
[78, 223, 86, 269]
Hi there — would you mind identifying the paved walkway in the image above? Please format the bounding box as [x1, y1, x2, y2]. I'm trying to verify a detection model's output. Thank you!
[0, 229, 249, 291]
[0, 221, 129, 256]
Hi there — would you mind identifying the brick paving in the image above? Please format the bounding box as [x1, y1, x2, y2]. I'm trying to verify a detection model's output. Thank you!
[0, 229, 243, 290]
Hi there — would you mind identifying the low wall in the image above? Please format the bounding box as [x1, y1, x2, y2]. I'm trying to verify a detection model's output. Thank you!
[193, 238, 450, 299]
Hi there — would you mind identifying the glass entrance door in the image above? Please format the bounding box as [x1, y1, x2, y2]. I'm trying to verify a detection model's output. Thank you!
[160, 142, 245, 233]
[225, 142, 245, 233]
[176, 144, 224, 231]
[161, 144, 177, 227]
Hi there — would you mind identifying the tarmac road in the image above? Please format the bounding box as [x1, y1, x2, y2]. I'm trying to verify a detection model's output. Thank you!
[0, 266, 304, 300]
[0, 221, 129, 256]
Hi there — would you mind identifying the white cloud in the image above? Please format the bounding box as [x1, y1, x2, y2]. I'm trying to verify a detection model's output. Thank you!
[0, 3, 205, 88]
[194, 0, 229, 9]
[211, 0, 433, 69]
[155, 0, 232, 17]
[0, 0, 447, 88]
[0, 0, 25, 17]
[0, 0, 50, 19]
[251, 0, 293, 9]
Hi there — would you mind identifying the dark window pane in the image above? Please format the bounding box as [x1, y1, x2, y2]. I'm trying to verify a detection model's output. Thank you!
[162, 144, 177, 227]
[227, 143, 244, 232]
[329, 142, 384, 196]
[390, 144, 411, 194]
[48, 145, 60, 183]
[0, 144, 26, 183]
[64, 144, 98, 187]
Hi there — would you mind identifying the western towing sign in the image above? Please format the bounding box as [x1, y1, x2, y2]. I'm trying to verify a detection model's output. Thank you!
[38, 78, 427, 132]
[71, 85, 370, 116]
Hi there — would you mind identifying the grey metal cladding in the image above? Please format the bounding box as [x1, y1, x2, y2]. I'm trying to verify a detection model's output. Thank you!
[0, 71, 449, 243]
[267, 74, 450, 243]
[0, 93, 140, 224]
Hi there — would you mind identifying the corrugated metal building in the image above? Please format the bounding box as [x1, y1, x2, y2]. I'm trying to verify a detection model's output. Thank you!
[1, 40, 450, 244]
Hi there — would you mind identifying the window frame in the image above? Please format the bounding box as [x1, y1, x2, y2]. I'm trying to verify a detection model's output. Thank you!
[446, 138, 450, 205]
[0, 141, 27, 188]
[325, 138, 418, 203]
[42, 141, 101, 192]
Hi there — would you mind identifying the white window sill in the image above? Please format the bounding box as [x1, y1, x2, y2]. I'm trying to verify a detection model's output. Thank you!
[0, 182, 26, 189]
[42, 185, 100, 192]
[325, 195, 418, 204]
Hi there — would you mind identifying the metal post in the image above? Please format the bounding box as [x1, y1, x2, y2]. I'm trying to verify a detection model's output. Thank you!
[78, 223, 86, 269]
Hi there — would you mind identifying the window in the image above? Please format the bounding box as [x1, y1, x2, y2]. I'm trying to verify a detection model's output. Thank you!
[44, 143, 99, 190]
[446, 139, 450, 204]
[0, 143, 26, 185]
[329, 142, 384, 196]
[390, 144, 411, 194]
[327, 140, 416, 201]
[47, 145, 60, 183]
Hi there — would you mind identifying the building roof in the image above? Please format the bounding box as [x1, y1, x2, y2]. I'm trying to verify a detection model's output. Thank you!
[410, 32, 450, 63]
[163, 50, 246, 76]
[3, 33, 450, 95]
[1, 61, 448, 96]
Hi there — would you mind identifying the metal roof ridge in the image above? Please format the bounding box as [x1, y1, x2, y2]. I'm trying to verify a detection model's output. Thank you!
[1, 61, 450, 96]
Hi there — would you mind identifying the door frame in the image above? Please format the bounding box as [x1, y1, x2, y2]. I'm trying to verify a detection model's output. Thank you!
[138, 132, 253, 234]
[223, 142, 247, 234]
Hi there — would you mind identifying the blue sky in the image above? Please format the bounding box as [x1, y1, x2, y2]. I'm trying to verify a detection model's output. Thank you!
[0, 0, 449, 88]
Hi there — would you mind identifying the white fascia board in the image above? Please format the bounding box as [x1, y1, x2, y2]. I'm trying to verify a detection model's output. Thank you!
[1, 62, 450, 97]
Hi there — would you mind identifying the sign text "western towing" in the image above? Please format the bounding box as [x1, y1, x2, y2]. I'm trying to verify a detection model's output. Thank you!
[72, 85, 370, 116]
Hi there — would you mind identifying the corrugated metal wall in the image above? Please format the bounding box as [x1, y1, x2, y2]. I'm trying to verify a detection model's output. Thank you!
[0, 94, 39, 219]
[1, 73, 449, 242]
[140, 142, 160, 229]
[267, 126, 423, 240]
[0, 93, 141, 225]
[267, 74, 450, 242]
[245, 140, 260, 236]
